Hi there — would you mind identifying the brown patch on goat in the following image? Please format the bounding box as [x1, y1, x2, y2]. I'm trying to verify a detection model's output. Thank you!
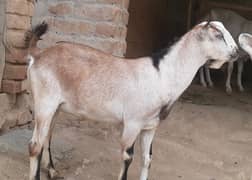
[32, 42, 141, 111]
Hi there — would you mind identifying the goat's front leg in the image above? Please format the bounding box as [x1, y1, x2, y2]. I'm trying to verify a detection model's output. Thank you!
[237, 60, 244, 92]
[199, 67, 207, 87]
[140, 128, 156, 180]
[226, 62, 234, 94]
[43, 136, 58, 179]
[118, 122, 141, 180]
[205, 66, 213, 87]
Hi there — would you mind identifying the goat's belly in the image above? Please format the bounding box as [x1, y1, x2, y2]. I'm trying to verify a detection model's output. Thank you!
[60, 103, 123, 123]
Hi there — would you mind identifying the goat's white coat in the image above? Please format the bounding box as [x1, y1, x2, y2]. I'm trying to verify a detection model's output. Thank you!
[239, 33, 252, 59]
[200, 9, 251, 93]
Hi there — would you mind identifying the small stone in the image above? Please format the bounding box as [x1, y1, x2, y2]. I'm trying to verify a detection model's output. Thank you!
[82, 158, 91, 168]
[237, 172, 246, 180]
[213, 160, 224, 168]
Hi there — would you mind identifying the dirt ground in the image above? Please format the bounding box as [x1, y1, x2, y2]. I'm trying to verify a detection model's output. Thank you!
[1, 84, 252, 180]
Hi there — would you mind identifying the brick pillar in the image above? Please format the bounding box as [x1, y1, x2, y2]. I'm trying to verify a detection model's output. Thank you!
[33, 0, 130, 57]
[1, 0, 34, 94]
[0, 0, 5, 89]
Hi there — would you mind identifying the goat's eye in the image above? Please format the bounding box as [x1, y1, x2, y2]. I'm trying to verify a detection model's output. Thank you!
[215, 33, 223, 40]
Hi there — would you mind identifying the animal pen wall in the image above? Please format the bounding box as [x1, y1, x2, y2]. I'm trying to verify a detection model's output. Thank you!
[0, 0, 252, 129]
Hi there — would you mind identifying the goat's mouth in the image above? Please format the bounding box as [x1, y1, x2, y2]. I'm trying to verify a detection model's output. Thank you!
[207, 59, 226, 69]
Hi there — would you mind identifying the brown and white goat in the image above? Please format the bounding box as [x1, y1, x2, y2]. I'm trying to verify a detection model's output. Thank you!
[27, 21, 238, 180]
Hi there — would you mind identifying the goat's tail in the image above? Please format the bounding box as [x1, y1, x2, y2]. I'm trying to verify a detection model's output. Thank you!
[25, 21, 48, 50]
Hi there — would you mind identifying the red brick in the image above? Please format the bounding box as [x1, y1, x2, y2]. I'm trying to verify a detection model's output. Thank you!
[118, 26, 127, 39]
[6, 29, 26, 48]
[5, 49, 28, 64]
[95, 23, 127, 39]
[37, 32, 74, 48]
[3, 64, 27, 80]
[49, 2, 73, 16]
[95, 23, 117, 38]
[6, 14, 31, 30]
[48, 18, 94, 36]
[123, 0, 130, 9]
[74, 4, 122, 22]
[96, 0, 122, 5]
[88, 39, 122, 55]
[6, 0, 34, 16]
[1, 80, 22, 94]
[122, 10, 129, 25]
[113, 41, 127, 57]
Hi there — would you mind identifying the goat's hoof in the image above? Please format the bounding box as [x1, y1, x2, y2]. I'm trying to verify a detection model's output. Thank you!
[201, 82, 207, 88]
[208, 83, 214, 88]
[239, 86, 244, 92]
[48, 168, 63, 179]
[226, 87, 232, 95]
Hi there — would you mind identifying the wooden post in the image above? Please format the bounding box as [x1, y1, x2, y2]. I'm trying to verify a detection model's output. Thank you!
[187, 0, 192, 30]
[208, 1, 252, 13]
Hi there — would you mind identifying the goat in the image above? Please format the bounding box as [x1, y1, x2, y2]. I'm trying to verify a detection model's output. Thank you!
[26, 21, 238, 180]
[199, 8, 251, 94]
[239, 33, 252, 59]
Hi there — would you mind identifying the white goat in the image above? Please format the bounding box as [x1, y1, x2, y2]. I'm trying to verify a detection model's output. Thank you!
[26, 21, 238, 180]
[199, 8, 250, 93]
[239, 33, 252, 59]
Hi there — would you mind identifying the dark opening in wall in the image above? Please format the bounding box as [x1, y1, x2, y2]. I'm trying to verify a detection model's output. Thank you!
[125, 0, 189, 58]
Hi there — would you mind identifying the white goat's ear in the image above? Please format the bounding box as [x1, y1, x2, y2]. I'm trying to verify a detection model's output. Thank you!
[239, 33, 252, 58]
[204, 21, 211, 28]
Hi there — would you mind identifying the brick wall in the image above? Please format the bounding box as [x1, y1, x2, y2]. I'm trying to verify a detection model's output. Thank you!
[0, 0, 130, 94]
[33, 0, 130, 57]
[1, 0, 34, 94]
[0, 1, 5, 89]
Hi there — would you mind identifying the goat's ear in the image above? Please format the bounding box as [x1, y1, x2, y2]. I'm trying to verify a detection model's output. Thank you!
[203, 21, 211, 29]
[239, 33, 252, 58]
[204, 12, 212, 27]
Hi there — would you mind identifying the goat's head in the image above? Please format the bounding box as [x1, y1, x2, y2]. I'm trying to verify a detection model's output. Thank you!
[195, 21, 239, 69]
[239, 33, 252, 60]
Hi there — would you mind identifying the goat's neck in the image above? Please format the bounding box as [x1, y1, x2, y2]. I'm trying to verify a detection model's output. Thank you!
[159, 34, 207, 99]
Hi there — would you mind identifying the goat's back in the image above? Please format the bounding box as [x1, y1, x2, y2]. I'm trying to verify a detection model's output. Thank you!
[28, 42, 160, 122]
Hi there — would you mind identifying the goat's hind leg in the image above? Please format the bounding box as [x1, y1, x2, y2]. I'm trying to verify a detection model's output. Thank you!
[226, 62, 234, 94]
[118, 122, 141, 180]
[140, 128, 156, 180]
[43, 135, 59, 179]
[29, 100, 60, 180]
[237, 60, 244, 92]
[42, 109, 62, 179]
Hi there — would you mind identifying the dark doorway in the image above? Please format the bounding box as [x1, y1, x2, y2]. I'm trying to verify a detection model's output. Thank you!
[125, 0, 189, 58]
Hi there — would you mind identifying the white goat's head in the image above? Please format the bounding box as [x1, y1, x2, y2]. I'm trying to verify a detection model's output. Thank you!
[239, 33, 252, 59]
[196, 21, 239, 69]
